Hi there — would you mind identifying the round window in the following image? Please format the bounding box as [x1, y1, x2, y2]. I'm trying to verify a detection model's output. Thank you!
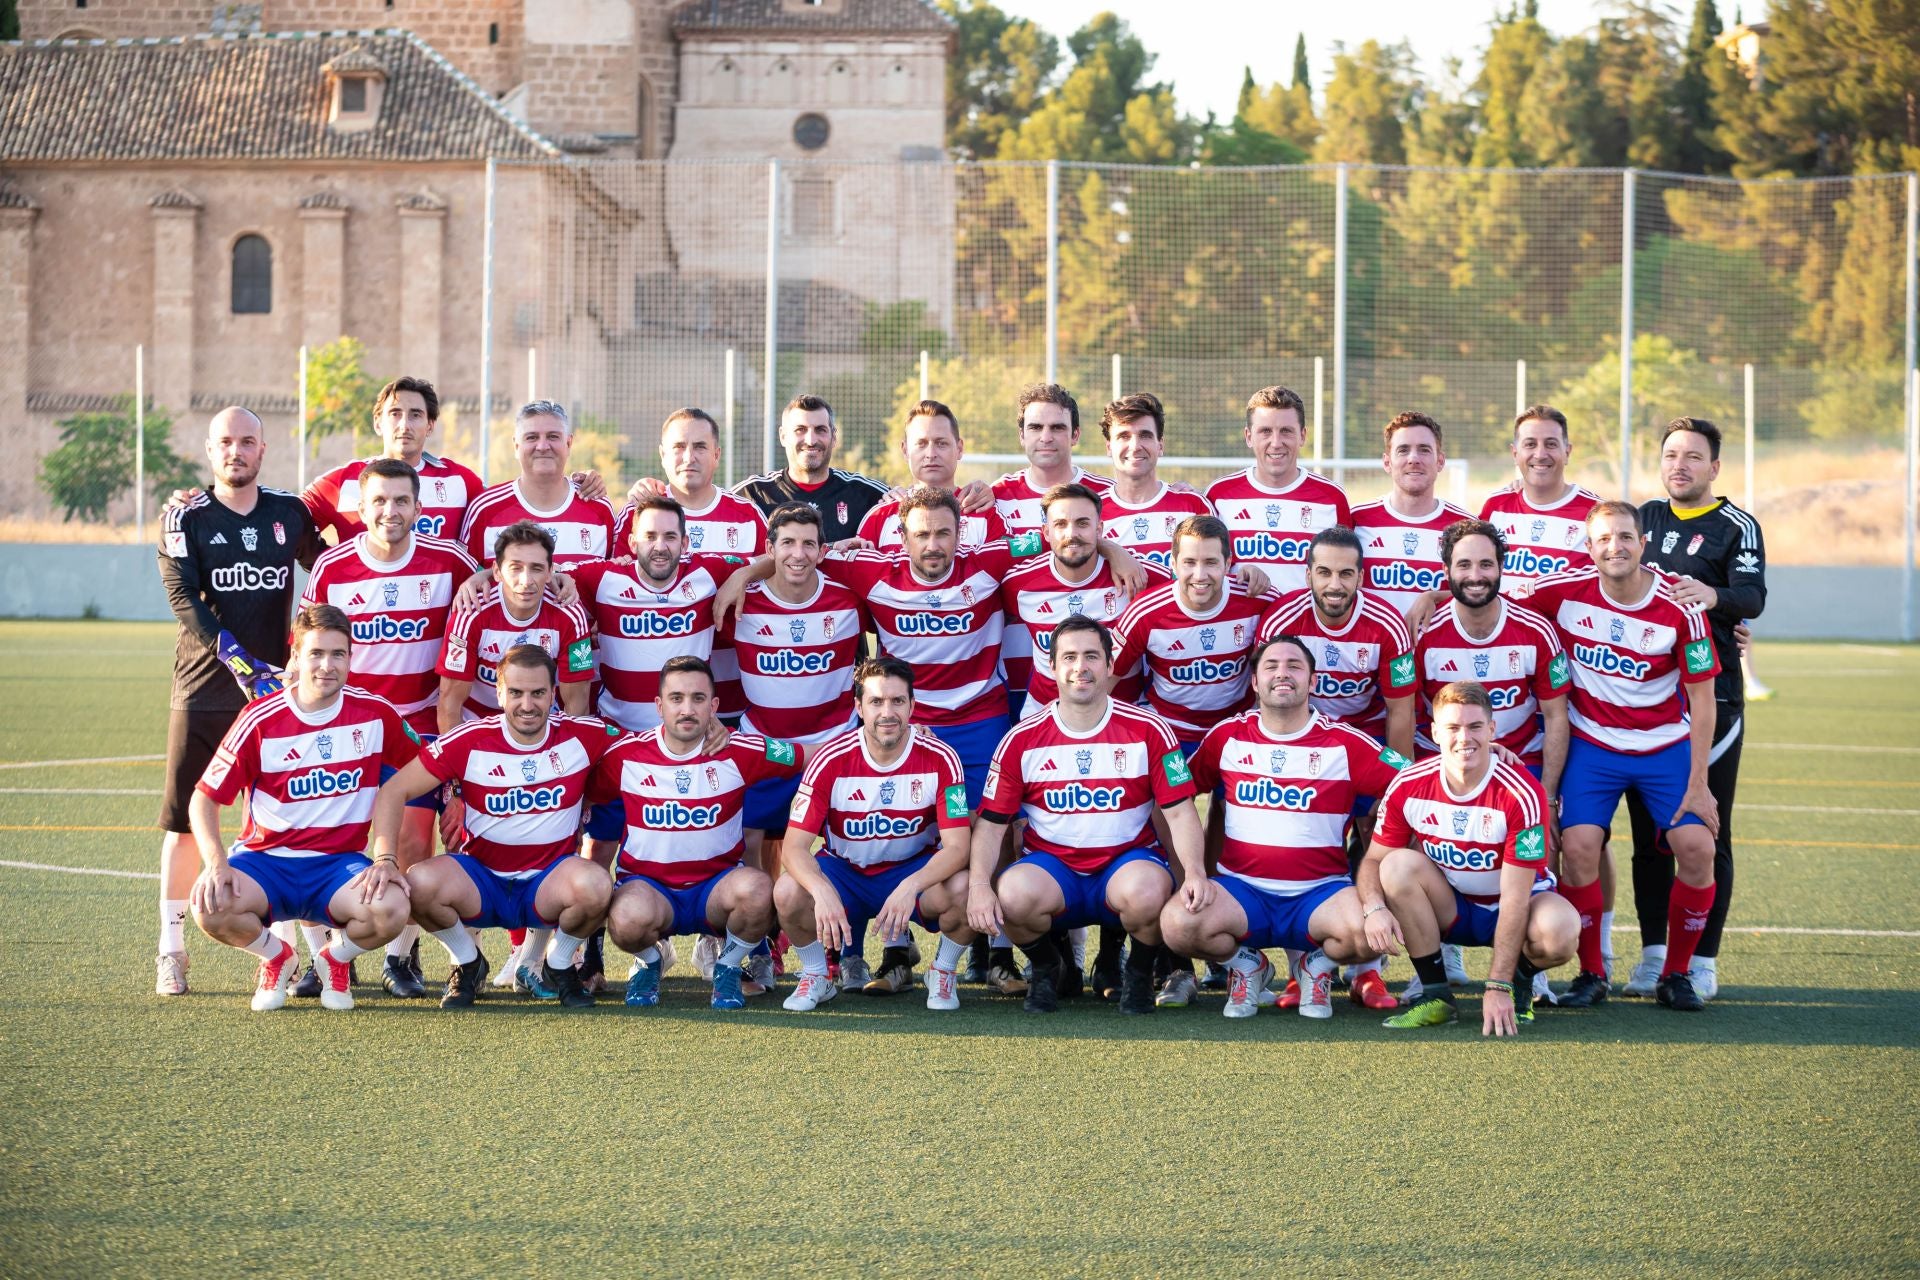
[793, 113, 830, 151]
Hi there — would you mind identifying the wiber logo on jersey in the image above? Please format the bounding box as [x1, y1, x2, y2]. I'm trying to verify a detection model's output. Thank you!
[211, 562, 291, 592]
[844, 812, 924, 840]
[1420, 838, 1500, 873]
[1573, 642, 1651, 678]
[897, 611, 972, 636]
[288, 766, 363, 799]
[352, 615, 430, 643]
[1505, 547, 1574, 578]
[1371, 561, 1445, 592]
[757, 650, 834, 675]
[1232, 532, 1311, 563]
[640, 800, 723, 829]
[1042, 782, 1126, 811]
[1169, 655, 1244, 684]
[619, 612, 696, 638]
[1234, 778, 1318, 809]
[484, 784, 566, 816]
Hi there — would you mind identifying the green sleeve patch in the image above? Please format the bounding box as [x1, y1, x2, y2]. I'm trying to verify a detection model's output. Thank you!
[604, 721, 621, 737]
[943, 783, 969, 820]
[403, 722, 422, 744]
[1379, 747, 1412, 770]
[566, 637, 594, 673]
[1388, 654, 1415, 688]
[1514, 824, 1547, 863]
[1547, 652, 1570, 689]
[765, 738, 796, 766]
[1162, 750, 1193, 787]
[1684, 639, 1714, 674]
[1007, 531, 1042, 558]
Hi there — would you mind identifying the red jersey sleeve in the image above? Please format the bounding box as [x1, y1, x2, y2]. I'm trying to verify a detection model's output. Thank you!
[1529, 619, 1571, 703]
[381, 703, 423, 771]
[694, 553, 756, 590]
[821, 549, 888, 596]
[1332, 488, 1353, 528]
[977, 724, 1025, 822]
[1499, 770, 1551, 870]
[731, 734, 804, 786]
[1378, 619, 1417, 702]
[419, 729, 467, 784]
[1373, 771, 1416, 849]
[196, 710, 261, 806]
[1146, 717, 1198, 808]
[438, 606, 480, 680]
[567, 559, 612, 603]
[855, 505, 887, 545]
[587, 739, 629, 806]
[786, 750, 835, 837]
[301, 475, 348, 543]
[1186, 722, 1227, 793]
[1349, 730, 1410, 802]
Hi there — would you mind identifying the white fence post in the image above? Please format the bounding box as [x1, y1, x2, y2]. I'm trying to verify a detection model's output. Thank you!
[763, 159, 780, 475]
[1045, 160, 1060, 387]
[1903, 171, 1917, 642]
[1515, 358, 1527, 418]
[478, 157, 496, 484]
[1333, 162, 1349, 467]
[1743, 362, 1756, 517]
[134, 344, 145, 544]
[1619, 169, 1637, 500]
[1312, 355, 1324, 467]
[296, 343, 307, 493]
[526, 347, 537, 403]
[919, 349, 930, 401]
[723, 347, 736, 489]
[1111, 352, 1121, 403]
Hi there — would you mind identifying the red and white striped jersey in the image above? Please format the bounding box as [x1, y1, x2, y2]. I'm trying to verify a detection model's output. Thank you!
[731, 576, 868, 744]
[460, 480, 616, 569]
[438, 585, 594, 722]
[300, 534, 478, 732]
[1111, 580, 1276, 743]
[198, 686, 419, 857]
[787, 727, 970, 870]
[991, 466, 1114, 537]
[1258, 589, 1415, 740]
[1413, 599, 1569, 763]
[1479, 485, 1600, 591]
[591, 730, 802, 887]
[999, 555, 1167, 705]
[1351, 496, 1476, 619]
[1100, 484, 1213, 570]
[859, 495, 1008, 551]
[302, 452, 484, 544]
[1375, 756, 1553, 904]
[979, 700, 1195, 874]
[613, 489, 767, 559]
[1526, 567, 1718, 755]
[421, 713, 616, 874]
[1190, 710, 1405, 895]
[1203, 468, 1352, 595]
[570, 554, 753, 732]
[822, 540, 1036, 728]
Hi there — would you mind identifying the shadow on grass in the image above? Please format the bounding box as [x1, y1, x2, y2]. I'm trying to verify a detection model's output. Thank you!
[337, 975, 1920, 1049]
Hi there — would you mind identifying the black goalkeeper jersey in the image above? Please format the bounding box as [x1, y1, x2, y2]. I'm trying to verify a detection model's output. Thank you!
[733, 467, 890, 543]
[1638, 496, 1767, 709]
[158, 488, 322, 712]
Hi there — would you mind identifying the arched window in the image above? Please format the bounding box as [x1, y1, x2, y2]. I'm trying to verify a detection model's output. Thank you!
[231, 235, 272, 314]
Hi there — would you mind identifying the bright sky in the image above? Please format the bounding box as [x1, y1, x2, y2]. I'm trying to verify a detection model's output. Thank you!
[994, 1, 1631, 124]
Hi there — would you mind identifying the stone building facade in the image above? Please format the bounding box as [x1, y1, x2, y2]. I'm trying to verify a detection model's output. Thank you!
[1, 0, 953, 515]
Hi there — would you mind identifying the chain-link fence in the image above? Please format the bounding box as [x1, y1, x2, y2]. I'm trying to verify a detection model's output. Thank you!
[10, 159, 1918, 623]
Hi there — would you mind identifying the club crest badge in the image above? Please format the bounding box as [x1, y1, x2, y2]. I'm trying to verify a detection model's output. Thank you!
[419, 581, 431, 604]
[879, 780, 896, 806]
[690, 527, 706, 549]
[1306, 750, 1322, 777]
[1270, 749, 1286, 774]
[549, 751, 563, 773]
[705, 766, 720, 790]
[1067, 594, 1085, 614]
[1609, 617, 1626, 643]
[1323, 643, 1340, 670]
[1075, 749, 1093, 775]
[1132, 516, 1149, 541]
[521, 758, 538, 783]
[382, 581, 400, 608]
[1402, 531, 1420, 556]
[790, 618, 807, 644]
[822, 615, 835, 641]
[910, 778, 923, 804]
[1452, 809, 1470, 836]
[1113, 748, 1127, 772]
[674, 769, 692, 795]
[1200, 627, 1217, 652]
[273, 521, 286, 545]
[434, 479, 447, 503]
[1508, 649, 1522, 675]
[241, 527, 258, 551]
[836, 501, 849, 526]
[1687, 534, 1705, 556]
[1473, 653, 1490, 678]
[1662, 531, 1680, 554]
[1530, 519, 1547, 542]
[1265, 504, 1281, 529]
[726, 527, 739, 549]
[351, 729, 364, 754]
[317, 733, 334, 760]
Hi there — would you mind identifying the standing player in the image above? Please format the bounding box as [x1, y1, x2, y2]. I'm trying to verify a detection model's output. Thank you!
[1525, 502, 1721, 1012]
[596, 657, 805, 1010]
[735, 394, 890, 543]
[437, 521, 594, 726]
[1350, 411, 1474, 624]
[970, 616, 1211, 1014]
[1099, 393, 1212, 570]
[1160, 635, 1407, 1018]
[461, 401, 617, 570]
[858, 400, 1010, 551]
[1478, 405, 1601, 593]
[1257, 525, 1416, 1009]
[302, 376, 485, 543]
[1205, 385, 1351, 594]
[614, 408, 768, 557]
[775, 657, 976, 1010]
[1626, 417, 1767, 1000]
[299, 458, 478, 998]
[1358, 681, 1578, 1033]
[991, 383, 1115, 536]
[155, 406, 322, 996]
[186, 604, 418, 1012]
[372, 645, 618, 1009]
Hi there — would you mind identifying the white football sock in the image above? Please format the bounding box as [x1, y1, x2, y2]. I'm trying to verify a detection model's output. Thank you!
[240, 927, 285, 959]
[517, 928, 553, 969]
[636, 945, 661, 966]
[1069, 927, 1087, 967]
[716, 931, 753, 968]
[933, 935, 967, 971]
[431, 926, 479, 965]
[385, 923, 420, 959]
[159, 899, 188, 953]
[546, 928, 586, 970]
[269, 919, 301, 949]
[1228, 946, 1265, 976]
[326, 936, 369, 962]
[1600, 910, 1616, 962]
[795, 940, 829, 976]
[300, 922, 332, 960]
[1301, 950, 1338, 979]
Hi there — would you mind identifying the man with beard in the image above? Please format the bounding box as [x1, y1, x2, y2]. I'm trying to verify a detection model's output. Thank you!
[1161, 635, 1405, 1019]
[736, 394, 890, 543]
[154, 407, 323, 996]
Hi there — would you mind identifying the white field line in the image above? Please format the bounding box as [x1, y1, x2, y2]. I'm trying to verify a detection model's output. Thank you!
[1743, 803, 1920, 816]
[0, 787, 157, 796]
[1837, 645, 1908, 657]
[1746, 742, 1920, 755]
[0, 754, 164, 770]
[0, 859, 1913, 936]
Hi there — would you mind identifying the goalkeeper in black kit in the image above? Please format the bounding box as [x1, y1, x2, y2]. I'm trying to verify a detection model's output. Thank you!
[1626, 416, 1767, 1003]
[154, 408, 322, 997]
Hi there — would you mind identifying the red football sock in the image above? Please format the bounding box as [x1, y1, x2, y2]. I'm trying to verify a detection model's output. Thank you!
[1664, 880, 1717, 975]
[1562, 879, 1606, 976]
[508, 928, 528, 948]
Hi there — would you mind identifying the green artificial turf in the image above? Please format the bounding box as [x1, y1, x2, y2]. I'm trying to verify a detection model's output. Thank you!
[0, 623, 1915, 1276]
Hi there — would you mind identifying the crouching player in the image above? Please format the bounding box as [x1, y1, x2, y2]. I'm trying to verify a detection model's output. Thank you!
[1357, 681, 1578, 1034]
[596, 656, 806, 1010]
[1160, 635, 1407, 1019]
[776, 656, 976, 1012]
[187, 604, 418, 1011]
[371, 644, 616, 1009]
[969, 615, 1211, 1014]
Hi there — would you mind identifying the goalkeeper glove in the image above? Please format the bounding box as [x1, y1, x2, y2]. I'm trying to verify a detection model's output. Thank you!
[217, 630, 285, 700]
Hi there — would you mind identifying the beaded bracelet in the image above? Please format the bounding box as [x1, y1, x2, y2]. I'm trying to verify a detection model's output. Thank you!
[1484, 979, 1514, 995]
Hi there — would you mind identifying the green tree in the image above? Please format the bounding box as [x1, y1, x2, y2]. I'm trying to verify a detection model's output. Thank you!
[1470, 5, 1554, 167]
[1593, 3, 1686, 171]
[998, 11, 1195, 163]
[1550, 334, 1737, 487]
[1676, 0, 1733, 172]
[936, 0, 1060, 159]
[1314, 40, 1420, 164]
[303, 336, 380, 455]
[1292, 33, 1312, 95]
[1518, 34, 1618, 165]
[38, 399, 198, 523]
[0, 0, 19, 42]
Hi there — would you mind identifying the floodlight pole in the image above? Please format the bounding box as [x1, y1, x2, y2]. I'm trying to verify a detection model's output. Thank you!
[1333, 162, 1349, 468]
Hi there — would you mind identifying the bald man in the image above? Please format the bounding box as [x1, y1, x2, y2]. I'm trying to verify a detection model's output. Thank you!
[154, 407, 323, 996]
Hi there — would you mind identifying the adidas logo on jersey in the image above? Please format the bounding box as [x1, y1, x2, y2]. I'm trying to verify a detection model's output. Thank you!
[489, 765, 507, 778]
[210, 533, 228, 544]
[282, 748, 301, 763]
